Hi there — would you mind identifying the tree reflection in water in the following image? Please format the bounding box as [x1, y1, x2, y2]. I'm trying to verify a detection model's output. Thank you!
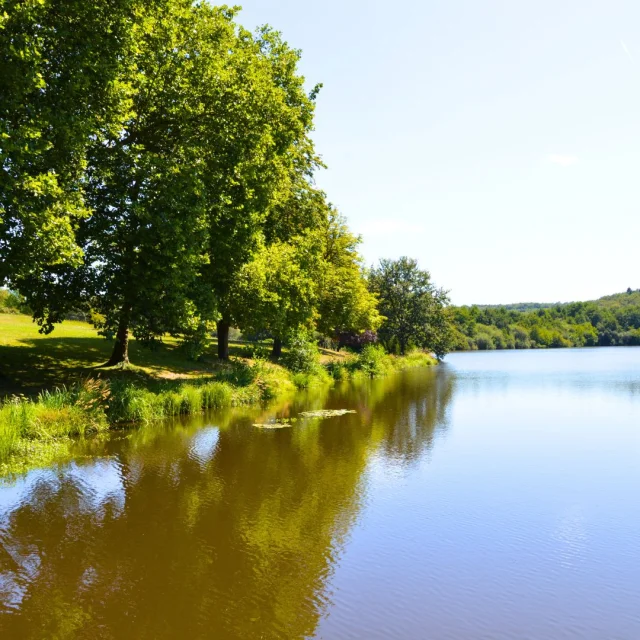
[0, 368, 454, 639]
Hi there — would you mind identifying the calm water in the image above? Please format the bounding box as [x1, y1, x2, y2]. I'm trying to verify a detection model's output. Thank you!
[1, 348, 639, 639]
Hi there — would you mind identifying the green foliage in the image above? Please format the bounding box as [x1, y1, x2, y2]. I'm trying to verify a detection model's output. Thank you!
[230, 234, 322, 342]
[326, 347, 436, 381]
[0, 289, 29, 314]
[0, 378, 110, 463]
[1, 0, 443, 439]
[0, 0, 144, 291]
[315, 209, 382, 338]
[4, 0, 323, 367]
[369, 257, 451, 357]
[450, 290, 640, 350]
[282, 333, 321, 374]
[0, 327, 436, 473]
[352, 345, 390, 377]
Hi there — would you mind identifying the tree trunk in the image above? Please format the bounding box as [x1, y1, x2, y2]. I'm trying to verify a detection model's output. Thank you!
[217, 320, 230, 360]
[104, 314, 130, 367]
[272, 336, 282, 359]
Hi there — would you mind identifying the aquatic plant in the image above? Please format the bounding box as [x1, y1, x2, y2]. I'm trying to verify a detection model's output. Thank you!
[298, 409, 356, 418]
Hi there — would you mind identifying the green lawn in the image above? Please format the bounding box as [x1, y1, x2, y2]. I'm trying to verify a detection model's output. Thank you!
[0, 314, 239, 396]
[0, 313, 346, 398]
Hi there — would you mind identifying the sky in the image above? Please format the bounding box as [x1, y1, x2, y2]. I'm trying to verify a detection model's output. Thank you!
[236, 0, 640, 305]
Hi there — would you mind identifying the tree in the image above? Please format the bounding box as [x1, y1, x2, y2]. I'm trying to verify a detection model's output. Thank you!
[78, 0, 238, 365]
[368, 257, 450, 357]
[315, 209, 382, 341]
[2, 2, 321, 365]
[231, 198, 381, 357]
[202, 27, 321, 360]
[23, 1, 234, 365]
[0, 0, 142, 298]
[229, 234, 322, 357]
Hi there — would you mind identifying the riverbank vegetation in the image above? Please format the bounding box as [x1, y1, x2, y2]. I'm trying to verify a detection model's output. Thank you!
[449, 289, 640, 350]
[0, 1, 448, 475]
[0, 312, 435, 474]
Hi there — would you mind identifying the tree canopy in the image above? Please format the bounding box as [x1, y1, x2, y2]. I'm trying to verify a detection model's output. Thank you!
[1, 1, 449, 365]
[0, 0, 144, 296]
[368, 257, 451, 358]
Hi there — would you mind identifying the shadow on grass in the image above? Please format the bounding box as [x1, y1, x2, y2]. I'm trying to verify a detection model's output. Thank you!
[0, 336, 234, 397]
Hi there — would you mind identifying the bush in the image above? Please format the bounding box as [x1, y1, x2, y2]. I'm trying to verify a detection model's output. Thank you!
[355, 344, 389, 376]
[474, 329, 495, 350]
[239, 342, 272, 360]
[0, 289, 29, 314]
[325, 359, 351, 380]
[215, 360, 256, 387]
[282, 334, 320, 374]
[512, 325, 531, 349]
[336, 330, 378, 352]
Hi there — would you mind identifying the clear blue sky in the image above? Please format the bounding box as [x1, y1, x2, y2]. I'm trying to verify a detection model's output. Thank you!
[237, 1, 640, 305]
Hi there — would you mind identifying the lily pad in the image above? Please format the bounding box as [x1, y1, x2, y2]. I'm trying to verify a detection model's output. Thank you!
[252, 422, 293, 429]
[298, 409, 356, 419]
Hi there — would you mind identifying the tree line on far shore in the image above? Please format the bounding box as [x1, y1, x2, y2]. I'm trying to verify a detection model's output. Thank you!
[448, 289, 640, 350]
[0, 0, 451, 365]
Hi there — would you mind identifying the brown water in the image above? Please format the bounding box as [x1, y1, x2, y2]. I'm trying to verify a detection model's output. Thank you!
[1, 348, 639, 639]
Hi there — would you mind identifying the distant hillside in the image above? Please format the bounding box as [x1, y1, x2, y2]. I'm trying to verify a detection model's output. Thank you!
[474, 289, 640, 312]
[449, 290, 640, 351]
[477, 301, 556, 312]
[596, 290, 640, 308]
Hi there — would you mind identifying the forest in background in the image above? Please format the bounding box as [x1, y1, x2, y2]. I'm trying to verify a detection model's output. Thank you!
[449, 289, 640, 350]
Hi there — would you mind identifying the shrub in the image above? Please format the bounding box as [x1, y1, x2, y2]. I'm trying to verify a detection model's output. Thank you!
[325, 360, 350, 380]
[512, 325, 531, 349]
[282, 334, 320, 374]
[239, 342, 272, 360]
[215, 360, 256, 387]
[474, 329, 495, 350]
[0, 289, 29, 314]
[336, 330, 378, 352]
[352, 344, 390, 377]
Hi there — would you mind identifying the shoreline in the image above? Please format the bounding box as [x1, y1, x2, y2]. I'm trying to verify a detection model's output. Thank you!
[0, 351, 436, 478]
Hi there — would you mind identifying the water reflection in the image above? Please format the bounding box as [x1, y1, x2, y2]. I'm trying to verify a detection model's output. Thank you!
[0, 368, 453, 638]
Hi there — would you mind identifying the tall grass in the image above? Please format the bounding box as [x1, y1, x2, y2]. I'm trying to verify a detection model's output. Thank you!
[0, 378, 110, 466]
[106, 379, 235, 425]
[0, 362, 296, 466]
[325, 345, 436, 381]
[0, 348, 436, 473]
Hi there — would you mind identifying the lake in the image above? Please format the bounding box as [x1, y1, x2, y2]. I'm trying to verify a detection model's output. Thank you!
[1, 348, 639, 638]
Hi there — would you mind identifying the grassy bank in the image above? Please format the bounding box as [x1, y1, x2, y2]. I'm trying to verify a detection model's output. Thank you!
[0, 314, 436, 475]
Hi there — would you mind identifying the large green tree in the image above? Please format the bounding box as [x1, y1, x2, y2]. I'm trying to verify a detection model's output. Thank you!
[205, 27, 320, 360]
[0, 0, 141, 295]
[229, 233, 323, 357]
[369, 257, 451, 357]
[315, 209, 382, 341]
[229, 200, 381, 357]
[2, 1, 321, 365]
[78, 0, 233, 365]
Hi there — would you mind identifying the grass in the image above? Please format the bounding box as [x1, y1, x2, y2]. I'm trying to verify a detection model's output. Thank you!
[0, 314, 238, 395]
[0, 314, 436, 475]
